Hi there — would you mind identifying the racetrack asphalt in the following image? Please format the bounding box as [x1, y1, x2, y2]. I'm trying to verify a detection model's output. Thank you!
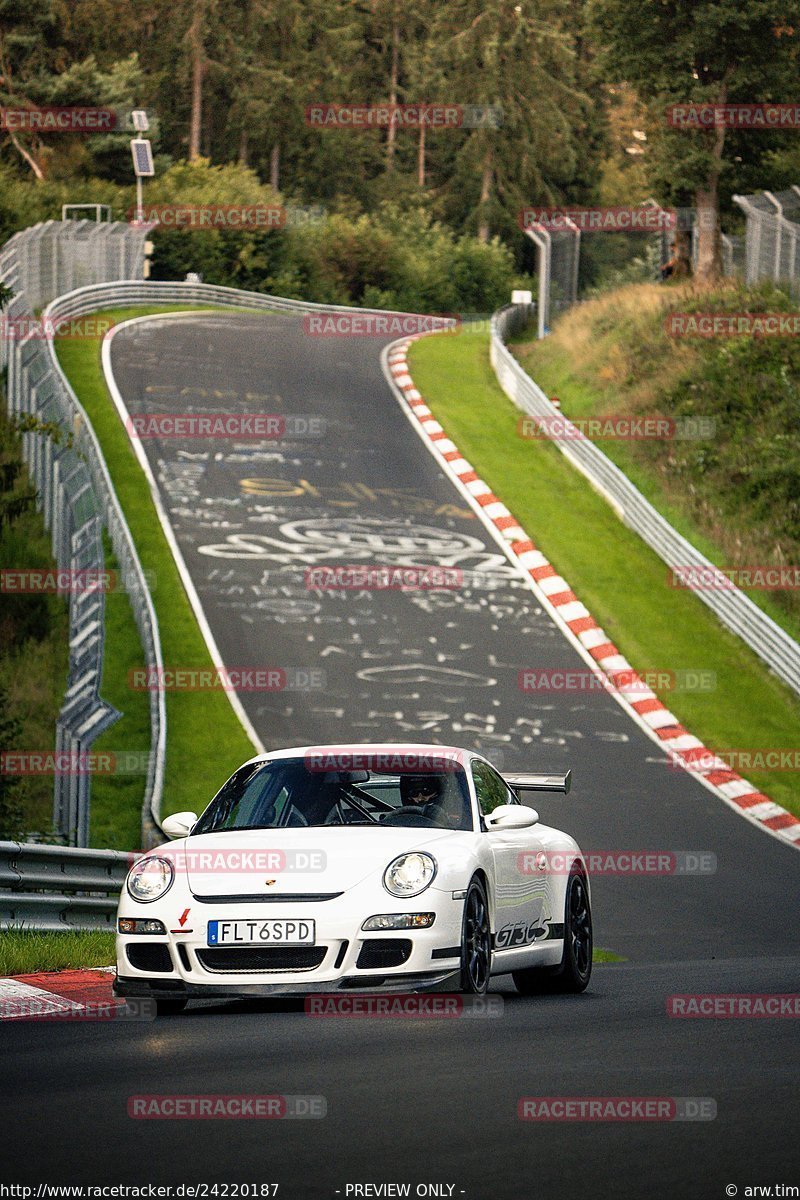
[2, 312, 796, 1198]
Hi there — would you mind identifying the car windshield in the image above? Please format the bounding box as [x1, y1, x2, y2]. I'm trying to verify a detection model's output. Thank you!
[193, 758, 474, 833]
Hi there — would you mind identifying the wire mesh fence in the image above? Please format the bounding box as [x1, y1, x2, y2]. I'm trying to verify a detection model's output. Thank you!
[526, 193, 781, 341]
[0, 220, 150, 846]
[733, 187, 800, 298]
[524, 222, 580, 337]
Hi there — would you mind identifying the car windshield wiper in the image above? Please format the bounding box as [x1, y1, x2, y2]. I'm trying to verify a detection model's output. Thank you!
[193, 822, 285, 834]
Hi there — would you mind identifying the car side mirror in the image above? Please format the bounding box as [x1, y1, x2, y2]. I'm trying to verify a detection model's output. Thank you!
[484, 804, 538, 830]
[161, 811, 198, 839]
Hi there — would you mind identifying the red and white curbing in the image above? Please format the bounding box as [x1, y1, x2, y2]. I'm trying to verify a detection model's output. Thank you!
[0, 967, 116, 1020]
[385, 340, 800, 850]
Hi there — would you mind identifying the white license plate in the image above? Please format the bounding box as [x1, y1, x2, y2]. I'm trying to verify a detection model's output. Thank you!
[207, 919, 315, 946]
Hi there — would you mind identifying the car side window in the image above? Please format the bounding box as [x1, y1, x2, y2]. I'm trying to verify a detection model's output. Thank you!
[472, 762, 515, 817]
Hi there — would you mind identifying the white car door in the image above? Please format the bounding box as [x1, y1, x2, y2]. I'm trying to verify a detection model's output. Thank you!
[471, 761, 554, 963]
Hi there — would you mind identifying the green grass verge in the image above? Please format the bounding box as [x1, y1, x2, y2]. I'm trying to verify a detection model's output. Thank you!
[515, 327, 800, 646]
[88, 534, 151, 849]
[593, 948, 626, 964]
[56, 306, 257, 846]
[0, 929, 115, 975]
[407, 331, 800, 816]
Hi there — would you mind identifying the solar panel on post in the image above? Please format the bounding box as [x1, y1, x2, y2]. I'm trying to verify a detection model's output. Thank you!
[131, 139, 154, 177]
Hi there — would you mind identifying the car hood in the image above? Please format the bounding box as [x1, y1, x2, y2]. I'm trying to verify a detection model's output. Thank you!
[177, 826, 463, 897]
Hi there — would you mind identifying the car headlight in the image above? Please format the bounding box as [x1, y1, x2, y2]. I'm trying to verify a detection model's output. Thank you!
[383, 852, 437, 898]
[126, 856, 174, 903]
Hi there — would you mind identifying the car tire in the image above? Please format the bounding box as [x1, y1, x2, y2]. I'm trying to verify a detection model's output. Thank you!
[154, 998, 188, 1016]
[459, 877, 492, 994]
[513, 868, 592, 995]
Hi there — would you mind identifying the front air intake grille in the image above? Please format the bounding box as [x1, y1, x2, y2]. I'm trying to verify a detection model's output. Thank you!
[356, 939, 412, 970]
[126, 943, 173, 973]
[191, 892, 344, 904]
[197, 947, 327, 973]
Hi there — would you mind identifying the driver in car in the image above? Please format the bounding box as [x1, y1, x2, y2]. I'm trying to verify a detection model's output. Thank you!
[401, 775, 442, 809]
[399, 774, 465, 828]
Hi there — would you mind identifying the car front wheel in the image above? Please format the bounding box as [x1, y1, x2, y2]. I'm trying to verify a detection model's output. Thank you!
[513, 868, 592, 995]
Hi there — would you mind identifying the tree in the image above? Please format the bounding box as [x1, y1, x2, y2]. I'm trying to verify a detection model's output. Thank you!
[223, 0, 320, 190]
[0, 0, 66, 179]
[431, 0, 586, 243]
[151, 0, 221, 162]
[373, 0, 443, 187]
[186, 0, 214, 160]
[589, 0, 800, 281]
[35, 53, 151, 183]
[0, 0, 152, 186]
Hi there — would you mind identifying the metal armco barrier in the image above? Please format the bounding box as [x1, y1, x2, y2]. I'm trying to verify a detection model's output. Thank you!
[0, 840, 131, 931]
[490, 304, 800, 698]
[42, 277, 454, 322]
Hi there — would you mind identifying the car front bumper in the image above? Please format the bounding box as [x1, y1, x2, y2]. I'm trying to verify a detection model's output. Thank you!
[114, 891, 465, 999]
[113, 969, 460, 999]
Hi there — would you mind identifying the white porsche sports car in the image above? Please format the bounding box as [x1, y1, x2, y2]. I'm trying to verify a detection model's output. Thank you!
[114, 744, 592, 1013]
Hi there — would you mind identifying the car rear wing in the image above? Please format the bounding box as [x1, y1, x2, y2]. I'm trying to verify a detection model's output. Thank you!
[503, 771, 571, 795]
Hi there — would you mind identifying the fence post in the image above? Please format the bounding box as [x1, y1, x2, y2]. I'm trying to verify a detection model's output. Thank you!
[524, 225, 550, 339]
